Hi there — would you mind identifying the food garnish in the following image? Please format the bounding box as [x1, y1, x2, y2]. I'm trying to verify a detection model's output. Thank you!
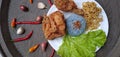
[41, 41, 48, 52]
[11, 30, 33, 42]
[29, 44, 40, 53]
[38, 2, 46, 9]
[20, 5, 29, 12]
[57, 30, 106, 57]
[29, 0, 33, 4]
[11, 18, 41, 28]
[16, 27, 25, 35]
[73, 21, 81, 29]
[49, 48, 55, 57]
[16, 21, 41, 24]
[42, 11, 66, 40]
[11, 18, 16, 28]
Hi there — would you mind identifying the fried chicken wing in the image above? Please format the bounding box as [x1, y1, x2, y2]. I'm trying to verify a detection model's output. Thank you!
[72, 8, 84, 16]
[54, 0, 84, 16]
[54, 0, 77, 11]
[42, 11, 66, 40]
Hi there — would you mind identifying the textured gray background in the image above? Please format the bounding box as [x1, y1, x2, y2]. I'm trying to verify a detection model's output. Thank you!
[0, 0, 120, 57]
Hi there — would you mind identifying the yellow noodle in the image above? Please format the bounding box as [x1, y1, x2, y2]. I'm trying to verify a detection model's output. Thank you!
[82, 2, 102, 30]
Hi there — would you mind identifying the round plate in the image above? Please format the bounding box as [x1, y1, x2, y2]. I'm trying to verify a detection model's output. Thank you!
[47, 0, 109, 51]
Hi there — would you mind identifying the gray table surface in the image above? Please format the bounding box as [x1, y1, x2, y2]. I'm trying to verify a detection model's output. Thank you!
[0, 0, 120, 57]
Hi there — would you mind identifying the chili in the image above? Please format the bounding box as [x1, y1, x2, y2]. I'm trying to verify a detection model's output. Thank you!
[11, 18, 16, 28]
[49, 48, 55, 57]
[29, 0, 33, 4]
[11, 30, 33, 42]
[16, 21, 40, 24]
[29, 44, 39, 53]
[11, 18, 41, 28]
[48, 0, 53, 6]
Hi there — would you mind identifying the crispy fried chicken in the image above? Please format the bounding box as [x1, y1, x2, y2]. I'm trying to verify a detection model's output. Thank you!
[42, 11, 66, 40]
[54, 0, 84, 16]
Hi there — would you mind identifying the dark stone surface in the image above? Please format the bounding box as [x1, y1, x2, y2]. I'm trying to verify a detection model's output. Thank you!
[0, 0, 120, 57]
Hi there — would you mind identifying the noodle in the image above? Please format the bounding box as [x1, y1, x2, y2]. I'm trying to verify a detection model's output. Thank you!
[82, 2, 102, 30]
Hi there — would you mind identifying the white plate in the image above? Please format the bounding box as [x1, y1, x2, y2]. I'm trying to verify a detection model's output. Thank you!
[47, 0, 109, 51]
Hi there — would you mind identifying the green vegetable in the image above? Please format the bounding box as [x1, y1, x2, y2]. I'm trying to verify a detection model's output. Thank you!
[57, 30, 106, 57]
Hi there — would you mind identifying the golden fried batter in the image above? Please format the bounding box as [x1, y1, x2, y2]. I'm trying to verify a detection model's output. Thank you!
[42, 11, 66, 40]
[54, 0, 77, 11]
[54, 0, 84, 16]
[72, 8, 84, 16]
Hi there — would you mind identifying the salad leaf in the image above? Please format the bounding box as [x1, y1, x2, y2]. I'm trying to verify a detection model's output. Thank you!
[57, 30, 106, 57]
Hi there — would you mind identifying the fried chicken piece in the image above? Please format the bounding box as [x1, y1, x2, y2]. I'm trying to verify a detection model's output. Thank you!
[54, 0, 84, 16]
[72, 8, 84, 16]
[42, 11, 66, 40]
[54, 0, 77, 11]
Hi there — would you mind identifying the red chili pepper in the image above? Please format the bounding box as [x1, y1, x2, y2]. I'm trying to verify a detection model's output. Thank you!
[29, 44, 40, 53]
[16, 21, 40, 24]
[11, 30, 33, 42]
[11, 18, 41, 28]
[49, 48, 55, 57]
[11, 18, 16, 28]
[29, 0, 33, 4]
[48, 0, 53, 6]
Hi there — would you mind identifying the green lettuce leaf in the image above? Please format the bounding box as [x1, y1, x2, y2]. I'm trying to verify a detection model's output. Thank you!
[57, 30, 106, 57]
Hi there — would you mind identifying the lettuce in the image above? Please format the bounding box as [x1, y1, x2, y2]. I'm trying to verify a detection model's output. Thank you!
[57, 30, 106, 57]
